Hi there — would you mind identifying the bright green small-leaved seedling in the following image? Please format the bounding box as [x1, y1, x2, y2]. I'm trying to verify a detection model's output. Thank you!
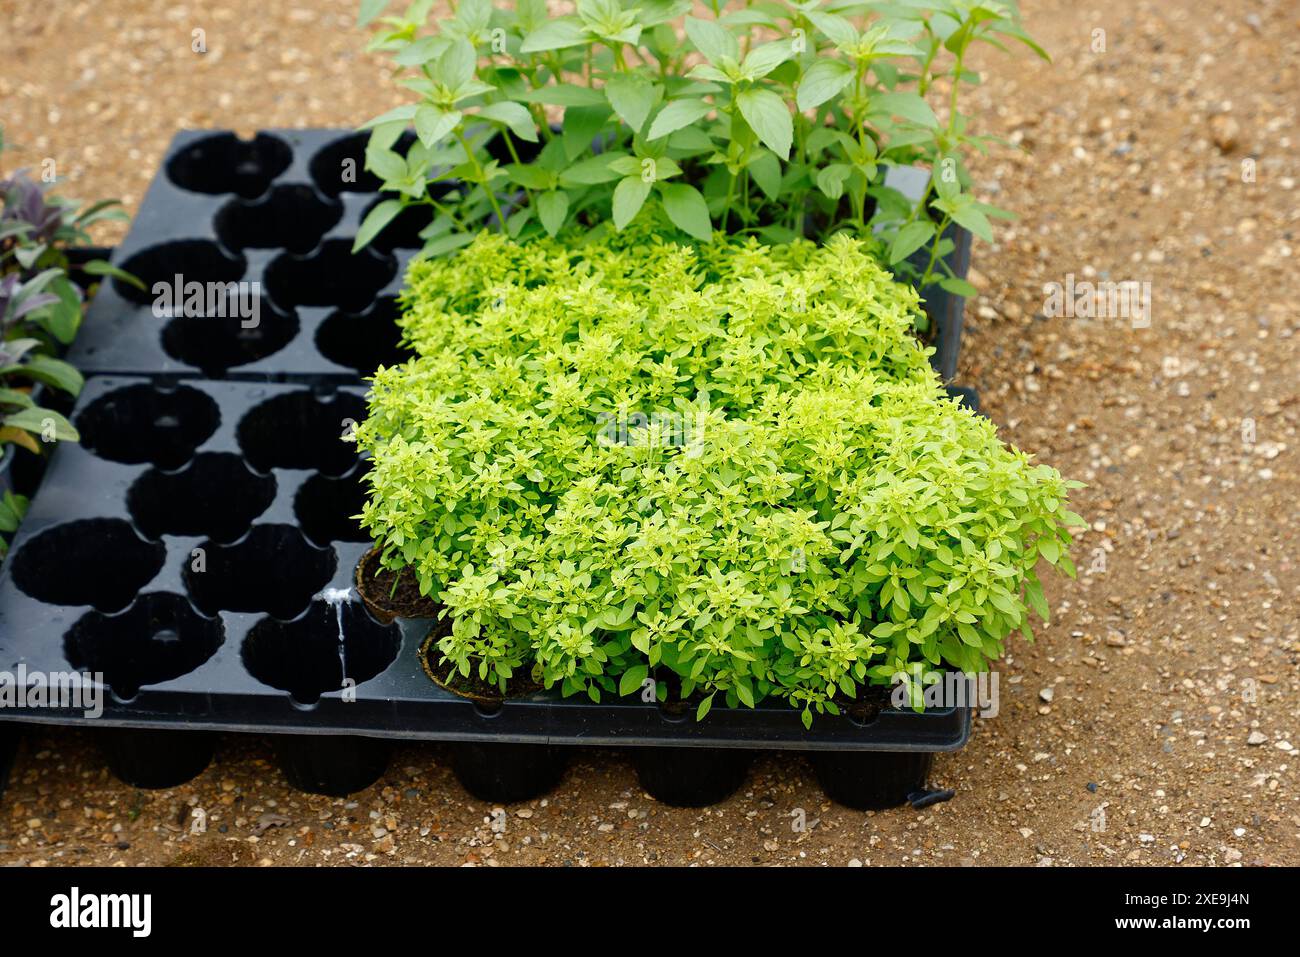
[358, 228, 1081, 726]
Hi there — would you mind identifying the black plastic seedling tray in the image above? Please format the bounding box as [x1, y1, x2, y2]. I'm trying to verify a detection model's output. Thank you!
[66, 130, 421, 382]
[0, 130, 978, 810]
[874, 164, 973, 383]
[0, 375, 972, 806]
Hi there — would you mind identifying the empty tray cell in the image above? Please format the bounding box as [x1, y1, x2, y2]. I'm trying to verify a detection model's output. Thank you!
[128, 452, 276, 544]
[165, 132, 291, 198]
[114, 239, 246, 306]
[485, 130, 542, 166]
[264, 240, 394, 313]
[64, 592, 224, 699]
[75, 383, 220, 469]
[183, 523, 337, 619]
[315, 296, 413, 376]
[309, 130, 416, 197]
[237, 390, 365, 476]
[215, 185, 343, 254]
[160, 293, 299, 375]
[295, 465, 369, 546]
[10, 518, 166, 613]
[242, 599, 401, 704]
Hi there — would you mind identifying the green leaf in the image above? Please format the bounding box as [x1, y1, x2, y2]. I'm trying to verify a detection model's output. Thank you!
[667, 125, 715, 152]
[807, 11, 857, 48]
[517, 84, 606, 107]
[80, 260, 144, 291]
[734, 679, 755, 708]
[646, 98, 713, 140]
[933, 157, 962, 201]
[686, 63, 729, 83]
[695, 693, 715, 722]
[999, 23, 1052, 62]
[359, 104, 419, 130]
[0, 388, 33, 410]
[937, 276, 977, 297]
[889, 220, 936, 264]
[520, 18, 588, 53]
[358, 0, 390, 27]
[456, 0, 492, 33]
[365, 147, 408, 183]
[414, 106, 461, 148]
[13, 245, 44, 271]
[746, 151, 781, 200]
[618, 665, 648, 697]
[421, 231, 477, 257]
[736, 89, 792, 160]
[4, 406, 78, 441]
[1025, 579, 1050, 621]
[742, 41, 791, 79]
[505, 205, 533, 238]
[436, 39, 477, 90]
[476, 102, 538, 142]
[1060, 510, 1088, 529]
[40, 278, 81, 344]
[604, 74, 659, 134]
[354, 199, 403, 252]
[536, 190, 570, 237]
[870, 91, 939, 128]
[394, 35, 450, 68]
[796, 58, 853, 112]
[658, 182, 711, 241]
[562, 104, 610, 160]
[557, 152, 626, 186]
[17, 356, 83, 396]
[0, 491, 28, 533]
[684, 16, 738, 64]
[944, 200, 994, 242]
[612, 176, 652, 230]
[815, 163, 851, 200]
[507, 163, 555, 189]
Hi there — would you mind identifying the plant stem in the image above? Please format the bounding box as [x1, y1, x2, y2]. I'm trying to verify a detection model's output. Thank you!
[912, 46, 967, 283]
[918, 213, 951, 289]
[418, 190, 465, 231]
[500, 130, 536, 212]
[722, 169, 735, 233]
[454, 128, 505, 231]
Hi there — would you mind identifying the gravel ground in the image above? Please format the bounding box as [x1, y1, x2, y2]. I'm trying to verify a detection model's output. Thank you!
[0, 0, 1296, 866]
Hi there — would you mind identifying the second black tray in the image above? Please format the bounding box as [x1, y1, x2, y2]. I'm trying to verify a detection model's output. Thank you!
[0, 376, 972, 804]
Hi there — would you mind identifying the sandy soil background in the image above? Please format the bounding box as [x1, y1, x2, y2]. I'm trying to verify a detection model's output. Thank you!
[0, 0, 1296, 866]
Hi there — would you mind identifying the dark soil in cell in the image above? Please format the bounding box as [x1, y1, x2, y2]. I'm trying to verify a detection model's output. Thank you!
[420, 632, 540, 708]
[354, 546, 441, 622]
